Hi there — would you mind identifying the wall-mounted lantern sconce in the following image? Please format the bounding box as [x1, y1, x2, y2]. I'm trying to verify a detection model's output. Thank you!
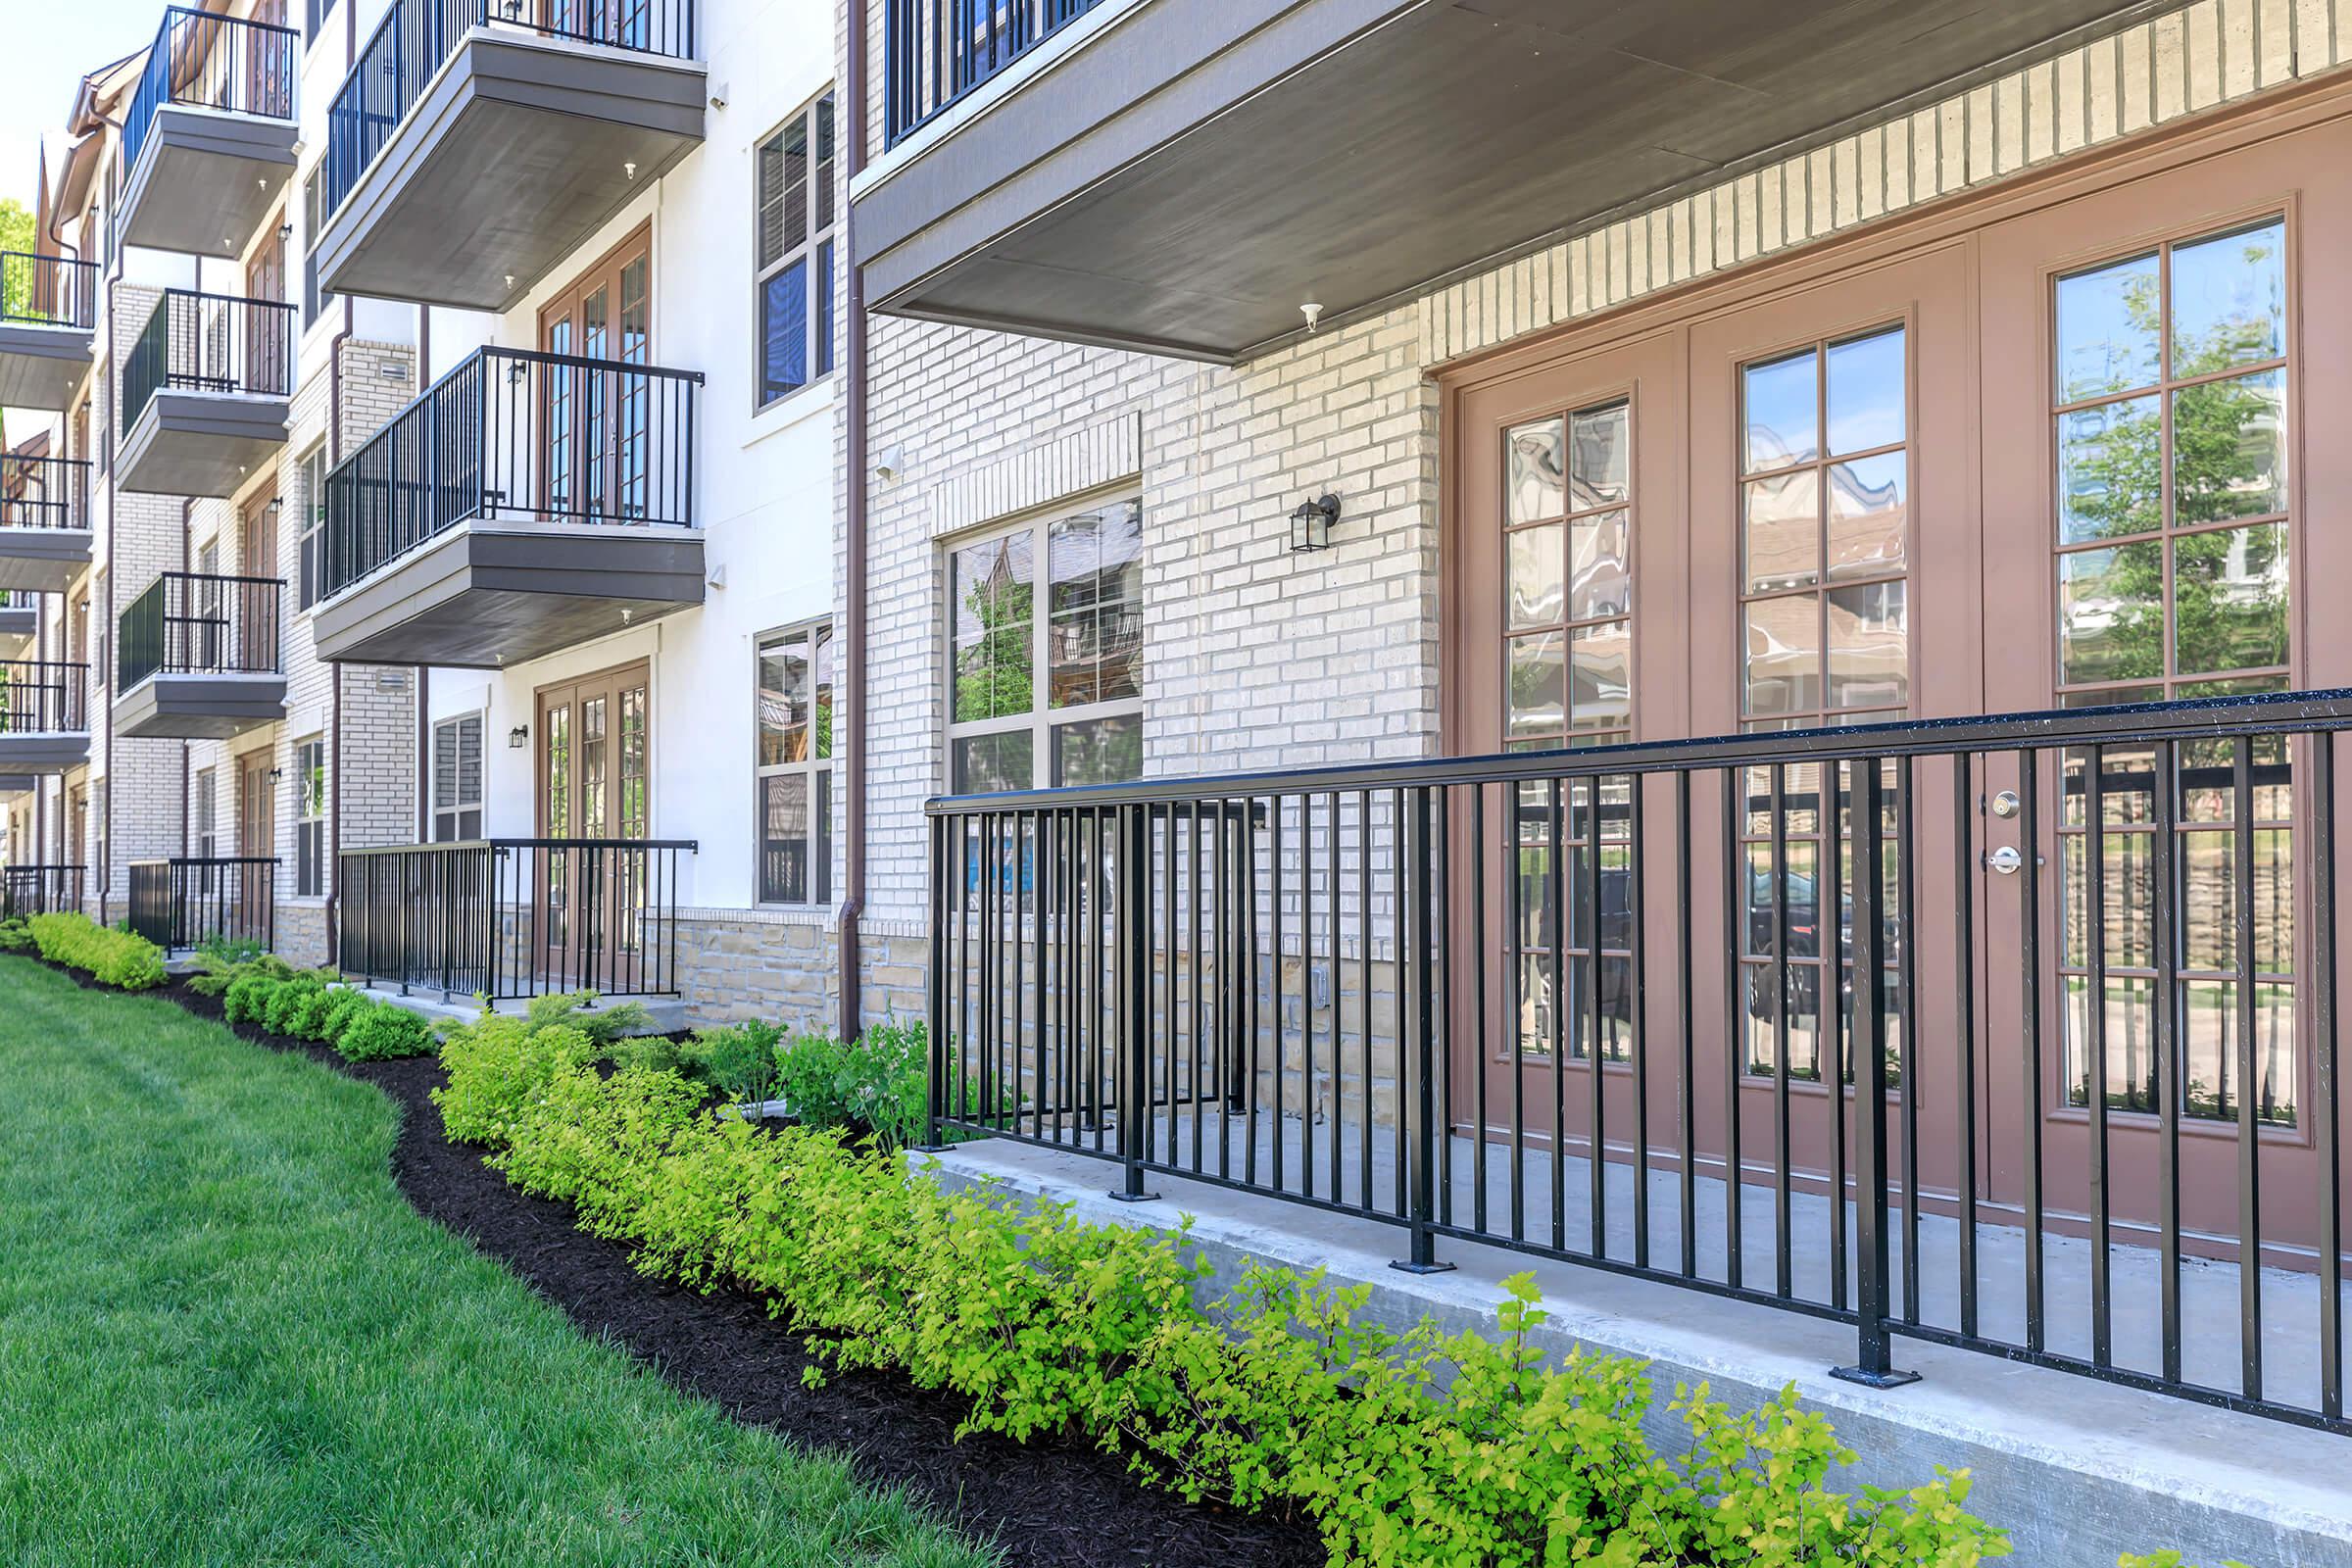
[268, 767, 283, 782]
[508, 724, 529, 750]
[1289, 493, 1341, 554]
[278, 220, 293, 247]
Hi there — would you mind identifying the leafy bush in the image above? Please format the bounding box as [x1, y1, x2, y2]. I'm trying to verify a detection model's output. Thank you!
[283, 984, 345, 1042]
[335, 1001, 437, 1062]
[520, 990, 655, 1047]
[223, 972, 280, 1025]
[0, 916, 30, 953]
[266, 976, 328, 1037]
[685, 1019, 784, 1106]
[26, 912, 166, 991]
[435, 1019, 2022, 1568]
[188, 950, 295, 999]
[193, 933, 267, 967]
[319, 990, 373, 1048]
[773, 1019, 928, 1150]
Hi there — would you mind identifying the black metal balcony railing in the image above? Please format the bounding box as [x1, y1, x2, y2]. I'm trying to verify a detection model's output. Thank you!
[322, 0, 699, 220]
[929, 689, 2352, 1437]
[0, 252, 98, 330]
[885, 0, 1105, 147]
[320, 344, 703, 600]
[0, 456, 91, 532]
[127, 857, 275, 953]
[122, 289, 296, 434]
[1, 865, 84, 918]
[337, 837, 695, 1000]
[118, 572, 282, 693]
[0, 661, 86, 733]
[0, 590, 41, 612]
[124, 6, 297, 183]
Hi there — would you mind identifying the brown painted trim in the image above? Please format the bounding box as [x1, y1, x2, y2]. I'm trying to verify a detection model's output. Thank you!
[537, 218, 655, 352]
[1435, 65, 2352, 394]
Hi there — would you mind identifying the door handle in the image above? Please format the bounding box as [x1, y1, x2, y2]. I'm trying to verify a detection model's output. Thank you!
[1985, 846, 2023, 875]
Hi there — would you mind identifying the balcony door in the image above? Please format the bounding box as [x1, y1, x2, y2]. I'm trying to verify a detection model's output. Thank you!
[239, 748, 272, 936]
[534, 660, 651, 991]
[237, 482, 279, 672]
[243, 222, 286, 396]
[538, 224, 652, 525]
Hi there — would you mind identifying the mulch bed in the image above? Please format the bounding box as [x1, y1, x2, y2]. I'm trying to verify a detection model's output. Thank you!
[37, 961, 1325, 1568]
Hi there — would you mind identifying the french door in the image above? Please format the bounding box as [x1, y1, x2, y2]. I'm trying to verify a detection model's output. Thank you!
[534, 661, 652, 990]
[538, 225, 652, 524]
[239, 749, 273, 937]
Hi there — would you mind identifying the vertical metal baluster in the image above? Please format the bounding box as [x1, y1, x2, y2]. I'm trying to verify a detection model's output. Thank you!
[1214, 801, 1230, 1178]
[1724, 765, 1744, 1290]
[1585, 775, 1606, 1258]
[925, 813, 947, 1149]
[1834, 757, 1916, 1392]
[1953, 752, 1979, 1342]
[1632, 774, 1650, 1271]
[2020, 747, 2046, 1354]
[2233, 736, 2263, 1402]
[1509, 780, 1526, 1242]
[1270, 797, 1286, 1194]
[1825, 759, 1847, 1311]
[1550, 775, 1567, 1250]
[1327, 789, 1343, 1205]
[2312, 731, 2341, 1423]
[1360, 789, 1374, 1213]
[1396, 787, 1450, 1274]
[1473, 782, 1490, 1236]
[1897, 756, 1920, 1326]
[1437, 785, 1453, 1231]
[1394, 786, 1412, 1220]
[2088, 744, 2113, 1368]
[1772, 762, 1791, 1298]
[1191, 801, 1205, 1175]
[1677, 769, 1696, 1279]
[1298, 795, 1315, 1198]
[1113, 803, 1154, 1201]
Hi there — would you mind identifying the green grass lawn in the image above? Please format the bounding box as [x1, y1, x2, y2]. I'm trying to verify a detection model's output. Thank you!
[0, 956, 992, 1568]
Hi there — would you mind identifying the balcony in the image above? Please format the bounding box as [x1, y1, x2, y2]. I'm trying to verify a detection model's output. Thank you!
[858, 0, 2164, 360]
[0, 590, 35, 642]
[125, 857, 274, 954]
[0, 865, 83, 917]
[118, 290, 294, 498]
[0, 660, 88, 772]
[119, 7, 298, 259]
[0, 456, 93, 595]
[337, 837, 696, 1000]
[316, 0, 704, 311]
[0, 253, 98, 409]
[113, 571, 286, 740]
[312, 345, 705, 667]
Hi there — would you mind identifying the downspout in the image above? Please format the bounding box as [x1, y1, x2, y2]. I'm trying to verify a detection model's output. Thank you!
[837, 0, 870, 1042]
[178, 498, 190, 857]
[415, 305, 429, 841]
[325, 295, 354, 958]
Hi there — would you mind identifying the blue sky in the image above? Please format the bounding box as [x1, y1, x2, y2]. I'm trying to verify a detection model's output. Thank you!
[0, 0, 168, 214]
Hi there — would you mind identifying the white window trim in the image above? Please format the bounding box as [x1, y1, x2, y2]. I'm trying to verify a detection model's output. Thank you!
[754, 618, 835, 907]
[432, 711, 486, 843]
[942, 489, 1145, 794]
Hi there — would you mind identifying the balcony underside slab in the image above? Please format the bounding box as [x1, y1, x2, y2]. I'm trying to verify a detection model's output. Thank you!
[119, 391, 291, 499]
[112, 673, 288, 740]
[312, 520, 705, 667]
[0, 734, 89, 773]
[318, 32, 705, 312]
[0, 531, 94, 596]
[0, 323, 94, 411]
[858, 0, 2168, 360]
[120, 105, 297, 259]
[0, 774, 35, 794]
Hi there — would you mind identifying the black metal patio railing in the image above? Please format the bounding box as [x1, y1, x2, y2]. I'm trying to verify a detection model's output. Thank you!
[0, 864, 84, 918]
[122, 289, 296, 434]
[336, 837, 696, 1000]
[0, 661, 87, 733]
[118, 572, 282, 693]
[322, 0, 699, 220]
[0, 456, 91, 532]
[885, 0, 1106, 146]
[126, 857, 275, 953]
[0, 251, 98, 330]
[319, 344, 703, 600]
[124, 6, 298, 183]
[927, 688, 2352, 1437]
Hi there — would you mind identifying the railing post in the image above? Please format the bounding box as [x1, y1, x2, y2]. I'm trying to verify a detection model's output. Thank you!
[1833, 758, 1919, 1391]
[1395, 783, 1454, 1274]
[918, 811, 950, 1152]
[1110, 801, 1157, 1201]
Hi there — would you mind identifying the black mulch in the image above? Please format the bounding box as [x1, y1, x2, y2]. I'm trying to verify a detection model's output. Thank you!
[51, 962, 1326, 1568]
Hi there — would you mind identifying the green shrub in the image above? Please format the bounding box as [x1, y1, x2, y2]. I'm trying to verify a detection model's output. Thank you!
[335, 1001, 437, 1062]
[319, 990, 372, 1047]
[605, 1033, 684, 1076]
[772, 1019, 928, 1150]
[435, 1020, 2021, 1568]
[284, 984, 344, 1042]
[521, 990, 655, 1047]
[0, 916, 31, 953]
[25, 912, 167, 991]
[685, 1019, 783, 1105]
[188, 950, 295, 999]
[266, 977, 327, 1037]
[222, 972, 280, 1025]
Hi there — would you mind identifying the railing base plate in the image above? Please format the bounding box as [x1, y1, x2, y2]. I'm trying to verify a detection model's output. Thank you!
[1829, 1363, 1922, 1391]
[1390, 1258, 1458, 1276]
[1106, 1189, 1161, 1203]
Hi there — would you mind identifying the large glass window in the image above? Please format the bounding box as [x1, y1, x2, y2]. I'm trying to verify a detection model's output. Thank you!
[295, 737, 325, 897]
[949, 499, 1143, 792]
[755, 91, 837, 408]
[297, 446, 324, 610]
[2052, 217, 2295, 1127]
[433, 714, 483, 842]
[1501, 399, 1633, 748]
[756, 622, 834, 904]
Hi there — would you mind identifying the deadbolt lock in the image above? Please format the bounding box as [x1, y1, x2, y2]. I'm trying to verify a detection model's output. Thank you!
[1990, 790, 2021, 819]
